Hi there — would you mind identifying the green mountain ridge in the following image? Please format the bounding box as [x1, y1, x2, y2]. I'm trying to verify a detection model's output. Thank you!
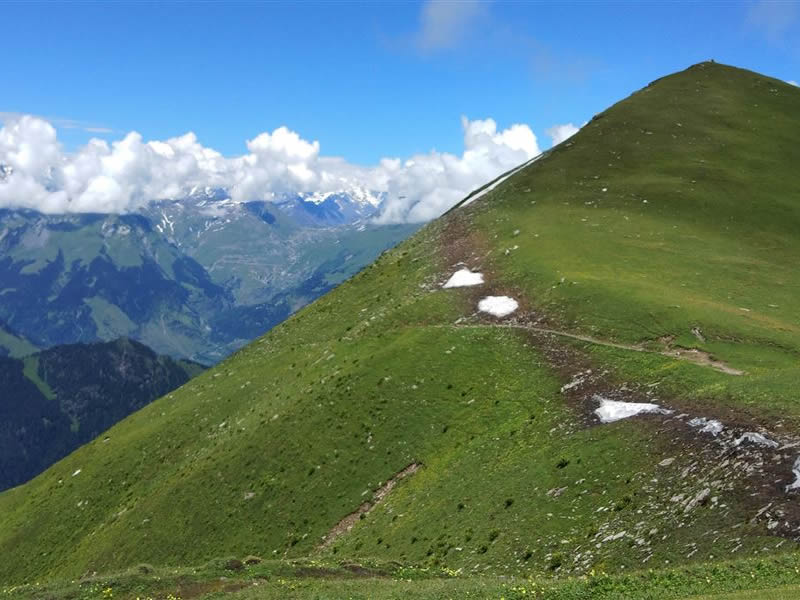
[1, 61, 799, 588]
[0, 337, 202, 491]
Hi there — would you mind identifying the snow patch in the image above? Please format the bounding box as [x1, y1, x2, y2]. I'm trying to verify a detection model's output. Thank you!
[786, 457, 800, 492]
[443, 268, 484, 288]
[594, 395, 673, 423]
[477, 296, 518, 317]
[734, 432, 778, 448]
[461, 155, 541, 208]
[688, 417, 724, 436]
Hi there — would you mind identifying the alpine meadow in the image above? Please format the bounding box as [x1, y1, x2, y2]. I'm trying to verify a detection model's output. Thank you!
[2, 62, 800, 600]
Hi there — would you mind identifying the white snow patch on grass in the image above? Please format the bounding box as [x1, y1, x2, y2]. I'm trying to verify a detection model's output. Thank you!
[477, 296, 518, 317]
[594, 395, 673, 423]
[461, 156, 541, 208]
[443, 268, 484, 288]
[734, 432, 778, 448]
[786, 457, 800, 491]
[688, 417, 724, 436]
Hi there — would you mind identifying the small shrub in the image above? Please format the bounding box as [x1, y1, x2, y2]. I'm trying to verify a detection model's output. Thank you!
[549, 552, 564, 571]
[135, 563, 155, 575]
[614, 495, 633, 511]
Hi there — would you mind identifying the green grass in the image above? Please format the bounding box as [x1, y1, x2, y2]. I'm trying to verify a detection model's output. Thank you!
[22, 355, 55, 400]
[84, 296, 137, 340]
[465, 61, 800, 419]
[688, 586, 800, 600]
[1, 62, 799, 590]
[0, 323, 38, 358]
[4, 554, 800, 600]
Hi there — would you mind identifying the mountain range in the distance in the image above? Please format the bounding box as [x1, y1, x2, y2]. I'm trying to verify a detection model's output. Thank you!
[0, 185, 418, 363]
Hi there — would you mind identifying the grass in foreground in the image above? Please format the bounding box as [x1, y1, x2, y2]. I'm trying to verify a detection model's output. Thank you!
[4, 553, 800, 600]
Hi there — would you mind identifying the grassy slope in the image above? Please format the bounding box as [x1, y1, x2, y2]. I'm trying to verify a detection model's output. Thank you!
[0, 62, 798, 589]
[4, 554, 800, 600]
[468, 61, 800, 420]
[0, 322, 38, 358]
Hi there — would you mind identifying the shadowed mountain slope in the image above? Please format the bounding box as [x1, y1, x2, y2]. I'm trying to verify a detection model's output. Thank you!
[0, 338, 202, 491]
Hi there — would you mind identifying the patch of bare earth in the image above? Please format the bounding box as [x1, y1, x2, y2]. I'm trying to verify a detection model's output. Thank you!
[661, 346, 743, 375]
[318, 462, 421, 550]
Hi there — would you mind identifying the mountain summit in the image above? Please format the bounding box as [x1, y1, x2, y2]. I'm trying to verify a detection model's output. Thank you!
[1, 62, 799, 584]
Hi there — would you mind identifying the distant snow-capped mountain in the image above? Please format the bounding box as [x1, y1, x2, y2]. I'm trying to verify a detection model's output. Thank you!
[148, 185, 386, 235]
[0, 186, 416, 363]
[276, 188, 386, 227]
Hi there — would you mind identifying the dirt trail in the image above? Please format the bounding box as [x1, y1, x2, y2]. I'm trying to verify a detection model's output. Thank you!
[444, 322, 744, 375]
[318, 462, 421, 550]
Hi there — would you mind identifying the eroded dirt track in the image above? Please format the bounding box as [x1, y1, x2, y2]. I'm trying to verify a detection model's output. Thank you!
[319, 463, 421, 550]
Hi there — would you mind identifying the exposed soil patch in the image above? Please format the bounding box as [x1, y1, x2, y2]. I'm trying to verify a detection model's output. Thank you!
[319, 462, 421, 550]
[662, 346, 743, 375]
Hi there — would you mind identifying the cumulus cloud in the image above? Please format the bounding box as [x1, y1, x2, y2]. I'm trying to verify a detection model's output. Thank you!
[375, 117, 539, 222]
[414, 0, 488, 52]
[0, 112, 546, 223]
[545, 123, 580, 147]
[788, 80, 799, 87]
[0, 111, 114, 134]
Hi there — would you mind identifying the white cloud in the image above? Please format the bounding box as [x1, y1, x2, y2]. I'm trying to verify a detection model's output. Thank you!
[0, 113, 543, 223]
[414, 0, 488, 52]
[0, 111, 114, 134]
[546, 123, 580, 147]
[788, 80, 799, 87]
[374, 117, 540, 222]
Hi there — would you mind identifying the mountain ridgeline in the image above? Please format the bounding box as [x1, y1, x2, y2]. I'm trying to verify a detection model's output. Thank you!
[1, 62, 799, 585]
[0, 338, 202, 491]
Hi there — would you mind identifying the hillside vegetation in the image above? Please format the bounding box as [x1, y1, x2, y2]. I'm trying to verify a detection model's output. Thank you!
[1, 62, 799, 594]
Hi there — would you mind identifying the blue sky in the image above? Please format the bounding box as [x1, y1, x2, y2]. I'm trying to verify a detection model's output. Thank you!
[3, 1, 798, 164]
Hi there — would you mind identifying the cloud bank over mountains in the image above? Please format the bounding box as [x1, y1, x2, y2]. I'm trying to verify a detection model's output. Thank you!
[0, 114, 575, 223]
